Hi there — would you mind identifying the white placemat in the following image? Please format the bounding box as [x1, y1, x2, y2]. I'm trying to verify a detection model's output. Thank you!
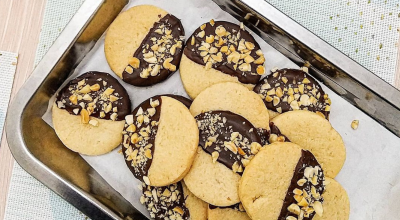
[0, 51, 18, 136]
[4, 0, 400, 219]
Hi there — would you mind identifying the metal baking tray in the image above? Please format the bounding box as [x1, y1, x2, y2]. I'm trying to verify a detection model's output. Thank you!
[5, 0, 400, 219]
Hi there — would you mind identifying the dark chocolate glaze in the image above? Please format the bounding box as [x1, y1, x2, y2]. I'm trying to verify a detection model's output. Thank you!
[122, 14, 185, 86]
[122, 96, 162, 182]
[209, 203, 245, 212]
[254, 69, 330, 119]
[56, 71, 131, 121]
[195, 111, 261, 174]
[256, 123, 290, 145]
[184, 21, 262, 84]
[278, 150, 325, 220]
[141, 182, 189, 220]
[256, 128, 269, 146]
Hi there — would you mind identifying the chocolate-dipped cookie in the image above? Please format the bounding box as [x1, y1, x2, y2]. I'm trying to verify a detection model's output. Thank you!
[271, 110, 346, 178]
[52, 71, 131, 155]
[239, 142, 326, 220]
[105, 5, 185, 86]
[122, 95, 198, 186]
[190, 82, 270, 131]
[140, 181, 208, 220]
[254, 68, 331, 119]
[180, 20, 265, 99]
[208, 203, 251, 220]
[140, 182, 190, 220]
[184, 111, 262, 206]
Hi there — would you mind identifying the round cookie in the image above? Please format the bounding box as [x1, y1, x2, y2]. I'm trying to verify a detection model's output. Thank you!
[271, 110, 346, 178]
[239, 142, 326, 220]
[254, 68, 331, 120]
[122, 95, 198, 186]
[208, 204, 251, 220]
[53, 71, 131, 155]
[105, 5, 185, 86]
[314, 178, 350, 220]
[184, 111, 262, 206]
[180, 20, 265, 99]
[190, 82, 270, 130]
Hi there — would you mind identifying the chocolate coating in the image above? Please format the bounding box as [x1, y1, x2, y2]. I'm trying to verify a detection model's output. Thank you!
[122, 14, 185, 86]
[141, 182, 189, 220]
[278, 150, 325, 220]
[122, 96, 162, 182]
[195, 111, 261, 174]
[56, 71, 131, 121]
[184, 21, 263, 85]
[209, 203, 245, 212]
[254, 69, 330, 119]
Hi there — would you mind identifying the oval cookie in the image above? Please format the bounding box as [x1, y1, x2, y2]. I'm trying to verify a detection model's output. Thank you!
[53, 71, 131, 155]
[180, 20, 265, 99]
[313, 178, 350, 220]
[271, 110, 346, 178]
[122, 95, 198, 186]
[208, 204, 251, 220]
[184, 111, 262, 206]
[239, 142, 326, 220]
[254, 68, 331, 119]
[105, 5, 185, 86]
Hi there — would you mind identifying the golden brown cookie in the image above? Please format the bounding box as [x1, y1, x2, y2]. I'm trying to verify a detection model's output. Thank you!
[180, 20, 265, 99]
[208, 204, 251, 220]
[105, 5, 185, 86]
[182, 182, 208, 220]
[122, 95, 198, 186]
[253, 68, 331, 120]
[53, 71, 131, 155]
[184, 111, 262, 206]
[190, 82, 270, 130]
[271, 110, 346, 178]
[313, 178, 350, 220]
[239, 142, 326, 220]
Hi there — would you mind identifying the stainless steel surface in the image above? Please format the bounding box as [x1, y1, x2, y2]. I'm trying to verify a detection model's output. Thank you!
[214, 0, 400, 136]
[5, 0, 400, 220]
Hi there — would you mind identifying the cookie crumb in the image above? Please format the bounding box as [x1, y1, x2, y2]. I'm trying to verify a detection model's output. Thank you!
[351, 120, 359, 130]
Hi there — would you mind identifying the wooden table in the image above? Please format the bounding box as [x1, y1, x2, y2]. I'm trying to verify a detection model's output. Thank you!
[0, 0, 46, 219]
[0, 1, 399, 219]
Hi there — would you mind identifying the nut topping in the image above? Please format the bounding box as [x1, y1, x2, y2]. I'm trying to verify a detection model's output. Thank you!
[184, 20, 264, 85]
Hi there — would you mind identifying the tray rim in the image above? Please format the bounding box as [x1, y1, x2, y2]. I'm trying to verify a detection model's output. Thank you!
[5, 0, 400, 219]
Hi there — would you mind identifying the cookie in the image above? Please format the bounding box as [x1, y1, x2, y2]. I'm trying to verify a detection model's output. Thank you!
[314, 178, 350, 220]
[254, 68, 331, 119]
[53, 71, 131, 155]
[208, 204, 251, 220]
[184, 111, 262, 206]
[122, 95, 198, 186]
[190, 82, 270, 130]
[271, 110, 346, 178]
[140, 181, 208, 220]
[180, 20, 265, 99]
[239, 142, 326, 220]
[182, 182, 208, 220]
[140, 182, 190, 220]
[105, 5, 185, 86]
